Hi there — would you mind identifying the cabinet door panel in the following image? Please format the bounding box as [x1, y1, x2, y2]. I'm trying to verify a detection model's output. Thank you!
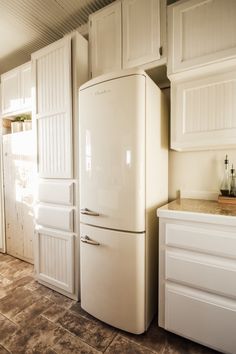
[35, 227, 74, 293]
[168, 0, 236, 73]
[90, 2, 121, 77]
[3, 132, 35, 263]
[123, 0, 160, 68]
[1, 69, 20, 114]
[32, 36, 73, 178]
[171, 69, 236, 150]
[21, 62, 32, 110]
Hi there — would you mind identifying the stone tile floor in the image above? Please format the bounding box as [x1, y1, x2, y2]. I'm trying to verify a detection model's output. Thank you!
[0, 253, 220, 354]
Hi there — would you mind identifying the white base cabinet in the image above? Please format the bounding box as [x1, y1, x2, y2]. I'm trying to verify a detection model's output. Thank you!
[158, 202, 236, 354]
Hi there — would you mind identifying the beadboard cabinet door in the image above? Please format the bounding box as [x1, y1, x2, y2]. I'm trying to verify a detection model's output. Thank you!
[123, 0, 161, 69]
[1, 62, 32, 116]
[1, 68, 20, 115]
[21, 62, 32, 110]
[89, 1, 122, 77]
[3, 132, 35, 264]
[168, 0, 236, 75]
[171, 68, 236, 151]
[35, 227, 74, 293]
[32, 36, 73, 178]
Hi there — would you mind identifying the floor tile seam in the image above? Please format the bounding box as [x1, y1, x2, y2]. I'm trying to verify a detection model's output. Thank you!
[115, 334, 158, 354]
[39, 313, 103, 353]
[42, 294, 74, 310]
[100, 330, 117, 353]
[0, 344, 11, 354]
[121, 334, 164, 354]
[103, 333, 120, 353]
[0, 311, 21, 328]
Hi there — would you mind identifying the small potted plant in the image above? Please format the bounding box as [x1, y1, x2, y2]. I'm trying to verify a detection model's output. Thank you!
[22, 114, 32, 131]
[11, 116, 24, 133]
[11, 114, 32, 133]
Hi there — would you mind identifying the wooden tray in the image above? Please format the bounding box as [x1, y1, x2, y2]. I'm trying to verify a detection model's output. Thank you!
[218, 195, 236, 204]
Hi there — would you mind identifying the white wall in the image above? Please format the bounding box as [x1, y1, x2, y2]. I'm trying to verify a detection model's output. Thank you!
[169, 149, 236, 200]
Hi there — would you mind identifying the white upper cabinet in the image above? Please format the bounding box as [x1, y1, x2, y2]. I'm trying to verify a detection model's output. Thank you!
[21, 63, 32, 109]
[171, 68, 236, 151]
[168, 0, 236, 75]
[1, 61, 31, 116]
[32, 36, 73, 179]
[89, 1, 122, 77]
[123, 0, 161, 68]
[89, 0, 166, 78]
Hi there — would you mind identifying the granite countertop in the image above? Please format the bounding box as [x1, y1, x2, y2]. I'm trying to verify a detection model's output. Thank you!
[157, 198, 236, 226]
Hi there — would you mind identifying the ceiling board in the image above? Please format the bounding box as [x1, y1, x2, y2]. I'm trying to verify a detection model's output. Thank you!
[0, 0, 114, 75]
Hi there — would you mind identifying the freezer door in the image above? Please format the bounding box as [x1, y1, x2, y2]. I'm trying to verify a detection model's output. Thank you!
[79, 74, 146, 232]
[80, 224, 146, 334]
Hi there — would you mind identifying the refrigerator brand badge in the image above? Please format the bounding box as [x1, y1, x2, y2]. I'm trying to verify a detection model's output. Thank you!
[95, 89, 111, 96]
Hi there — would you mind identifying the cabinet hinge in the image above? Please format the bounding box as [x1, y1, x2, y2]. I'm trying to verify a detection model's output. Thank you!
[159, 46, 163, 56]
[90, 72, 92, 78]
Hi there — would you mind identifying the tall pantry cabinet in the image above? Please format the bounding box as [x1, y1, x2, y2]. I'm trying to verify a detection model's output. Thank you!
[0, 61, 34, 263]
[31, 32, 88, 299]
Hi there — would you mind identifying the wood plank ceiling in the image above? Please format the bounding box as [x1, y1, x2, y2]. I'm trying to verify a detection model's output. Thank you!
[0, 0, 114, 75]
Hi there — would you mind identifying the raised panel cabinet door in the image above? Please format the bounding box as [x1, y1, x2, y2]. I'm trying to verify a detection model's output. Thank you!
[168, 0, 236, 74]
[1, 68, 20, 114]
[171, 69, 236, 151]
[123, 0, 161, 68]
[21, 62, 32, 110]
[32, 36, 73, 178]
[89, 1, 122, 77]
[35, 227, 74, 294]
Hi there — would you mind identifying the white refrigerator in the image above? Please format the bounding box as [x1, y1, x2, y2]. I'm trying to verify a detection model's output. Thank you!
[79, 69, 168, 334]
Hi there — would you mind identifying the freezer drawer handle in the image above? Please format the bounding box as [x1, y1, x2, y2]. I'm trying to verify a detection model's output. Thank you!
[81, 235, 100, 246]
[80, 208, 99, 216]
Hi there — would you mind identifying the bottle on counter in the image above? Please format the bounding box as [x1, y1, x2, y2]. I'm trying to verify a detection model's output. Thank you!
[220, 155, 230, 196]
[230, 164, 236, 197]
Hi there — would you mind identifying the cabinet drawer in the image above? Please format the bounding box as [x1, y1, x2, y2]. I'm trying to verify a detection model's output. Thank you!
[36, 205, 74, 231]
[166, 249, 236, 299]
[165, 284, 236, 354]
[166, 223, 236, 259]
[38, 181, 74, 205]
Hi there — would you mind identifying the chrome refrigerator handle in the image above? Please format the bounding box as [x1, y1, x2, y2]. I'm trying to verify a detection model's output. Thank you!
[80, 208, 99, 216]
[80, 235, 100, 246]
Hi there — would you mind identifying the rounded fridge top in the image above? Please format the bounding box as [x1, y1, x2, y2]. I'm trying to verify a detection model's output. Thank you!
[79, 68, 150, 91]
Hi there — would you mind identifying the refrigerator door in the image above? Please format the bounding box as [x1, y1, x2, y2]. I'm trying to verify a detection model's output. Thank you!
[79, 74, 146, 232]
[80, 224, 146, 334]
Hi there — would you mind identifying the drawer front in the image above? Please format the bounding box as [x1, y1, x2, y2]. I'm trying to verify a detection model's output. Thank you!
[36, 205, 74, 232]
[38, 181, 74, 205]
[166, 250, 236, 299]
[166, 223, 236, 259]
[165, 284, 236, 354]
